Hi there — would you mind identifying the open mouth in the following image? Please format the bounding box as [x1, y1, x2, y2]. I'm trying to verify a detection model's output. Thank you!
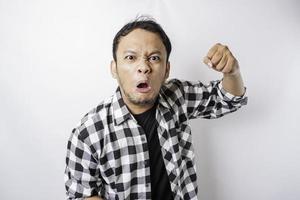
[136, 81, 151, 92]
[137, 82, 149, 88]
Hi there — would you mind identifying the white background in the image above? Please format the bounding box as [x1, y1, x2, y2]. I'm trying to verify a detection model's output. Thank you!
[0, 0, 299, 199]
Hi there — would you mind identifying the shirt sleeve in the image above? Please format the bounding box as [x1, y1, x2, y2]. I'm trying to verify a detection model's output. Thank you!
[64, 127, 102, 199]
[179, 79, 248, 119]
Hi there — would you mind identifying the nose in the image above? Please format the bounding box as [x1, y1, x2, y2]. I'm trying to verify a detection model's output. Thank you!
[137, 59, 151, 74]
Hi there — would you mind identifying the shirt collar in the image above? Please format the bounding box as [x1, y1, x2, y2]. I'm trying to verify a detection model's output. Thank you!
[158, 85, 171, 109]
[112, 87, 132, 126]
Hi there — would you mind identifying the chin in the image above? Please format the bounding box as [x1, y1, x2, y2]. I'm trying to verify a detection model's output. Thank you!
[130, 96, 157, 106]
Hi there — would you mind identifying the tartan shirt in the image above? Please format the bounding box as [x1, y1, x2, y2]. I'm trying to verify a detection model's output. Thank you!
[64, 78, 247, 200]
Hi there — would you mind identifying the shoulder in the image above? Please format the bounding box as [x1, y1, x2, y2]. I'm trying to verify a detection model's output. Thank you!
[73, 95, 114, 143]
[162, 78, 204, 92]
[159, 78, 187, 109]
[161, 78, 199, 98]
[161, 78, 184, 94]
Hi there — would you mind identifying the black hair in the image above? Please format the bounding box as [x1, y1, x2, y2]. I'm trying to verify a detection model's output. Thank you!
[112, 16, 172, 63]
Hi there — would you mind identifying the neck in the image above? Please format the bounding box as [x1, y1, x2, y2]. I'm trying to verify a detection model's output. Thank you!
[126, 101, 155, 115]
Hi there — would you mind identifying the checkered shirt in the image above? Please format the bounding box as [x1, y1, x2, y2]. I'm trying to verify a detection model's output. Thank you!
[64, 78, 248, 200]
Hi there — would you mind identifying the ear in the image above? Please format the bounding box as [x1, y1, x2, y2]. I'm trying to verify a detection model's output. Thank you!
[110, 60, 117, 79]
[164, 61, 170, 80]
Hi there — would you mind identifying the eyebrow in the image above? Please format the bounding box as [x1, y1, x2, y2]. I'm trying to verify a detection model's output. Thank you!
[123, 50, 162, 55]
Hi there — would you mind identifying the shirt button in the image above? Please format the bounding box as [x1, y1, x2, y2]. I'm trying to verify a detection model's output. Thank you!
[144, 160, 149, 167]
[146, 183, 150, 187]
[141, 136, 146, 142]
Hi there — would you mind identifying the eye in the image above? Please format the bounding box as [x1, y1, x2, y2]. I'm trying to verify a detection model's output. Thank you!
[149, 55, 160, 62]
[125, 55, 135, 61]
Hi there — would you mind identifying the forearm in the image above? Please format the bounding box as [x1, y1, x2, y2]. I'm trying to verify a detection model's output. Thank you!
[222, 70, 245, 96]
[85, 197, 103, 200]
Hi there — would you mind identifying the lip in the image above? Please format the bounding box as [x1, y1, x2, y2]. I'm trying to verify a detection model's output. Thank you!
[135, 80, 152, 93]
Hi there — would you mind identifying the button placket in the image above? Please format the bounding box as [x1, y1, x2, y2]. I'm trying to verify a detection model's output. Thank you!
[144, 159, 149, 167]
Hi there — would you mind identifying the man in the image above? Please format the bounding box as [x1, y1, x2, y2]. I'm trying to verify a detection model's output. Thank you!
[64, 17, 247, 200]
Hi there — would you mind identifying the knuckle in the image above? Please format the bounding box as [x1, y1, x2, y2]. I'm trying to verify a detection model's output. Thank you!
[221, 46, 229, 52]
[225, 51, 233, 58]
[217, 64, 224, 70]
[215, 52, 221, 58]
[211, 58, 217, 65]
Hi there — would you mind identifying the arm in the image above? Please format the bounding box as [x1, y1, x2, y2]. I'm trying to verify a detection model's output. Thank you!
[222, 70, 245, 96]
[85, 197, 103, 200]
[65, 128, 103, 199]
[176, 43, 246, 119]
[203, 43, 245, 96]
[166, 78, 247, 120]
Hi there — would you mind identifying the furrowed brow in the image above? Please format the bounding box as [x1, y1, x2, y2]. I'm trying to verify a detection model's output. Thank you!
[123, 50, 137, 54]
[150, 50, 162, 55]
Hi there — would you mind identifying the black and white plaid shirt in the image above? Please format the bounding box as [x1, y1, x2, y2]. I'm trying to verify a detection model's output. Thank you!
[64, 78, 247, 200]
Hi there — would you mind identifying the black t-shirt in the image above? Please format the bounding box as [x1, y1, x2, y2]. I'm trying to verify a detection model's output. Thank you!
[133, 105, 174, 200]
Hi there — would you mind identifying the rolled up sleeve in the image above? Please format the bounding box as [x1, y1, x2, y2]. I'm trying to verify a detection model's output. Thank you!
[178, 79, 247, 119]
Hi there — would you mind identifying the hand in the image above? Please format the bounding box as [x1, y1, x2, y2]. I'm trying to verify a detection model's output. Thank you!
[203, 43, 240, 76]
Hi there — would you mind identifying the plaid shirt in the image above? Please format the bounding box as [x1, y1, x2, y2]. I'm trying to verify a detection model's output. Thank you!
[64, 78, 247, 200]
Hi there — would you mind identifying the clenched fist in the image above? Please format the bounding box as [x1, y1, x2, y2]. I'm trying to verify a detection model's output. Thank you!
[203, 43, 239, 76]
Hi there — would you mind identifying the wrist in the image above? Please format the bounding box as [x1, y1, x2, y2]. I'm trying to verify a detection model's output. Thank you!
[223, 68, 241, 78]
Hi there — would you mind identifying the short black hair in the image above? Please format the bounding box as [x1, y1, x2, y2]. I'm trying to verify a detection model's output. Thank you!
[112, 16, 172, 62]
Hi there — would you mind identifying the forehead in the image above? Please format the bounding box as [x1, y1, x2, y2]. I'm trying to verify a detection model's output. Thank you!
[117, 28, 166, 53]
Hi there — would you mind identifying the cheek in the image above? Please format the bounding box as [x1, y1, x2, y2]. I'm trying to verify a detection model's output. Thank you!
[117, 68, 135, 87]
[117, 64, 131, 77]
[122, 64, 137, 75]
[157, 67, 168, 80]
[153, 73, 166, 88]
